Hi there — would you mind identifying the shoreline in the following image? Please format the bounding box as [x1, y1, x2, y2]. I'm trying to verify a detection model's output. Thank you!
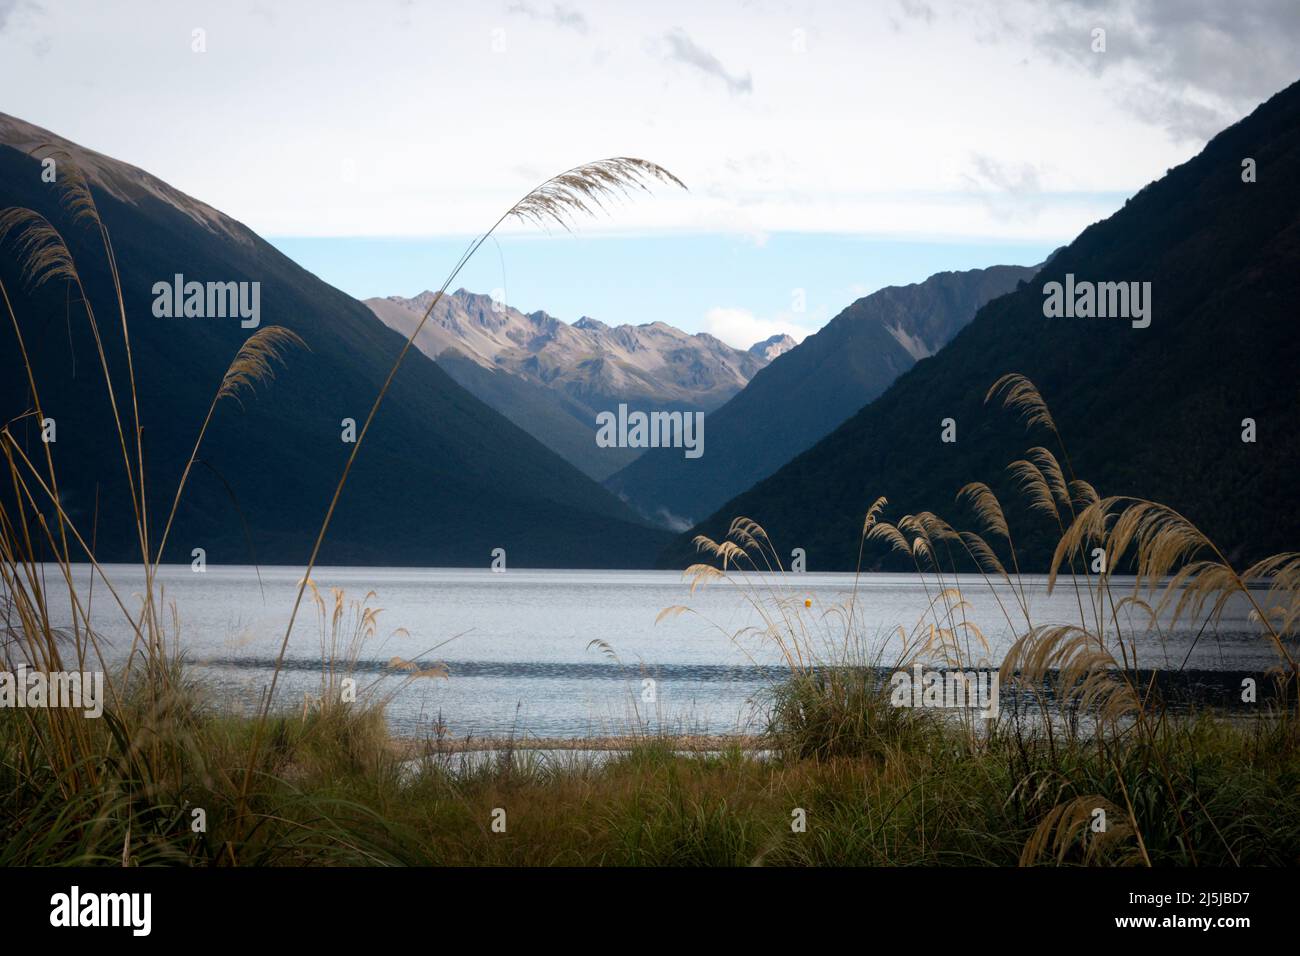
[389, 733, 766, 756]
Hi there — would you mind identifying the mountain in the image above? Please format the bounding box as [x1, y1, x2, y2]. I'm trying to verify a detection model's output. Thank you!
[659, 79, 1300, 571]
[0, 112, 672, 568]
[749, 333, 797, 362]
[606, 263, 1038, 528]
[365, 290, 788, 480]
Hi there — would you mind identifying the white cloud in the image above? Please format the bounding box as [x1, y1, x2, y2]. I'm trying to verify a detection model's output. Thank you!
[659, 27, 752, 95]
[508, 2, 589, 35]
[0, 0, 1289, 240]
[702, 306, 815, 350]
[999, 0, 1300, 141]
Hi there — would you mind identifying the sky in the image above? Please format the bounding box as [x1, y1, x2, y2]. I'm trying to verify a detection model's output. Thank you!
[2, 0, 1298, 345]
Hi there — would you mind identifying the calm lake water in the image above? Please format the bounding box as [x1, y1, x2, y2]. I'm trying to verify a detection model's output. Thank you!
[38, 564, 1282, 738]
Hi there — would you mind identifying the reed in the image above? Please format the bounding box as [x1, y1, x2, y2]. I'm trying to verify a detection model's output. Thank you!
[1, 150, 1296, 866]
[0, 153, 695, 865]
[671, 372, 1299, 864]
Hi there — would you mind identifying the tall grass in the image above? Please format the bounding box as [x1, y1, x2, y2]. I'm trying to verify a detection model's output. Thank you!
[672, 372, 1299, 864]
[0, 151, 685, 864]
[2, 149, 1296, 866]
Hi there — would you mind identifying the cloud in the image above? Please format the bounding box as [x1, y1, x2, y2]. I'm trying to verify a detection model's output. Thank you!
[895, 0, 936, 26]
[1010, 0, 1300, 141]
[1120, 82, 1234, 142]
[702, 306, 812, 351]
[507, 2, 588, 34]
[909, 0, 1300, 141]
[662, 28, 752, 95]
[964, 152, 1046, 220]
[0, 0, 22, 31]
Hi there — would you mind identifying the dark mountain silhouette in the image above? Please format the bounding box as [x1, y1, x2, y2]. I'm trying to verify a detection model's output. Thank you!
[0, 113, 671, 568]
[607, 263, 1037, 527]
[659, 79, 1300, 572]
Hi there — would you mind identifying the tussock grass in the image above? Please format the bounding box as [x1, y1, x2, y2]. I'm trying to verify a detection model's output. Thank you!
[2, 155, 1297, 866]
[661, 372, 1300, 865]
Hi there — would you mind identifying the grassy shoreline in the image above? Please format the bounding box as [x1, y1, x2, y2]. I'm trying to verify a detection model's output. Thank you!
[2, 167, 1296, 865]
[7, 684, 1297, 866]
[387, 733, 768, 755]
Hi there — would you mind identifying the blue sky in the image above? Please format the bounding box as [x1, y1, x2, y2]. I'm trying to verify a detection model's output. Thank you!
[270, 232, 1065, 344]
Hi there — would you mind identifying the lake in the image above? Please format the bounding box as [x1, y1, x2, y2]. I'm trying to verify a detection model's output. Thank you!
[39, 564, 1281, 738]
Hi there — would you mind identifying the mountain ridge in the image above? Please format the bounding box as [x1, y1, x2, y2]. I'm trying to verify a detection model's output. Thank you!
[0, 111, 672, 568]
[365, 287, 793, 480]
[607, 261, 1039, 527]
[658, 79, 1300, 571]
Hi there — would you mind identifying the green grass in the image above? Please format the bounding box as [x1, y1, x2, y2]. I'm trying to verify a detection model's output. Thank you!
[2, 158, 1298, 867]
[4, 673, 1298, 867]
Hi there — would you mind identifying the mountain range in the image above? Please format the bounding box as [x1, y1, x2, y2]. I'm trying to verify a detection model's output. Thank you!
[606, 263, 1039, 527]
[5, 68, 1296, 578]
[0, 112, 672, 568]
[660, 78, 1300, 572]
[365, 290, 793, 480]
